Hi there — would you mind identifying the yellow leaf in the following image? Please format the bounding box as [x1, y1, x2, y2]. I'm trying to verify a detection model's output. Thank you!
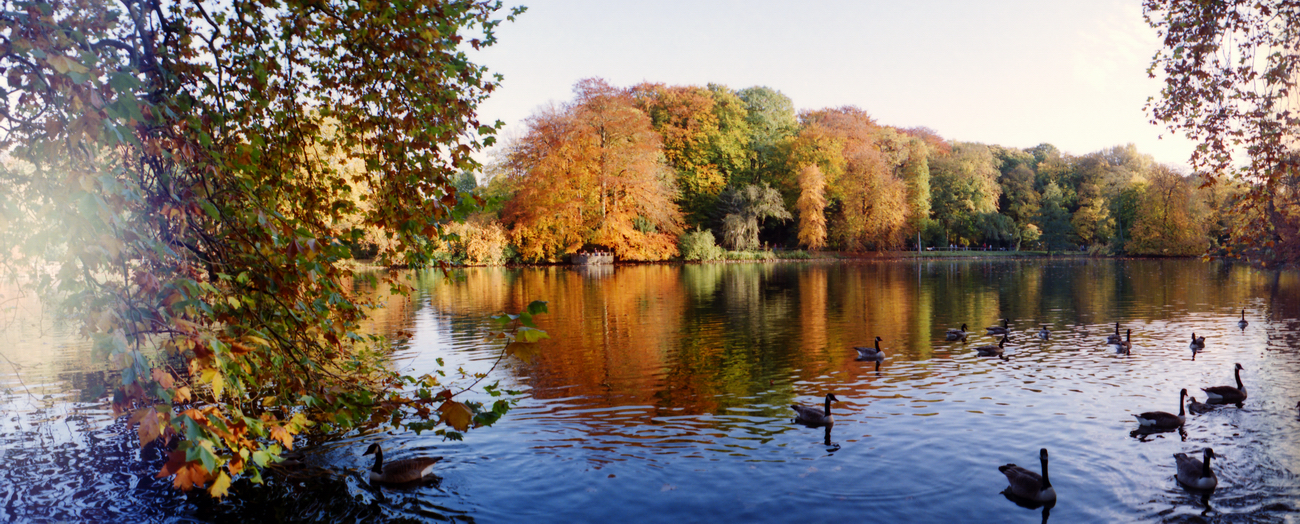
[208, 471, 232, 498]
[438, 400, 473, 432]
[174, 386, 192, 403]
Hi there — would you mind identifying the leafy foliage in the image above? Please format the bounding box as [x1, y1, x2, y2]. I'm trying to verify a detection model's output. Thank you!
[1144, 0, 1300, 262]
[503, 79, 684, 262]
[717, 183, 791, 251]
[0, 0, 533, 496]
[678, 228, 726, 261]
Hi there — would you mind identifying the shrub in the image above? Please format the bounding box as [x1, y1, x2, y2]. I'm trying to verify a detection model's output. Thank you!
[679, 229, 726, 261]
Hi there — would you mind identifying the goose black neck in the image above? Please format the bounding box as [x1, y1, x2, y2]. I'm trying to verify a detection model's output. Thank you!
[1202, 451, 1212, 477]
[1040, 455, 1051, 488]
[1178, 390, 1186, 417]
[875, 339, 881, 351]
[1234, 366, 1243, 391]
[823, 396, 833, 416]
[370, 448, 384, 473]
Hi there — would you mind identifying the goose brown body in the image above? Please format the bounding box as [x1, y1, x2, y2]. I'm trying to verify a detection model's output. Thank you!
[1202, 363, 1246, 403]
[946, 324, 969, 341]
[854, 337, 885, 361]
[1189, 332, 1206, 351]
[999, 448, 1056, 502]
[1105, 322, 1122, 344]
[1174, 448, 1217, 490]
[792, 393, 837, 426]
[975, 335, 1007, 356]
[1134, 388, 1187, 429]
[364, 443, 443, 484]
[986, 319, 1010, 336]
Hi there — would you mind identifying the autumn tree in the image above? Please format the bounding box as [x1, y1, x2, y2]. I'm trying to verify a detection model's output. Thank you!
[630, 83, 750, 225]
[0, 0, 536, 497]
[504, 79, 684, 261]
[795, 164, 828, 250]
[1127, 165, 1213, 255]
[799, 107, 910, 250]
[1144, 0, 1300, 261]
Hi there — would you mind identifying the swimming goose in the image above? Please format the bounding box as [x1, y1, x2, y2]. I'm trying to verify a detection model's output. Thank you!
[1105, 322, 1122, 344]
[986, 319, 1010, 336]
[999, 448, 1056, 502]
[1237, 310, 1248, 329]
[1202, 363, 1246, 403]
[1174, 448, 1218, 490]
[1189, 332, 1206, 351]
[792, 393, 838, 426]
[975, 335, 1008, 356]
[854, 336, 885, 361]
[1037, 325, 1050, 340]
[1133, 388, 1187, 429]
[946, 323, 969, 341]
[363, 443, 443, 484]
[1186, 396, 1213, 415]
[1115, 329, 1132, 354]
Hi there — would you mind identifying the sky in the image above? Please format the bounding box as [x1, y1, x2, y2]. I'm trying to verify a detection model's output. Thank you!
[470, 0, 1197, 168]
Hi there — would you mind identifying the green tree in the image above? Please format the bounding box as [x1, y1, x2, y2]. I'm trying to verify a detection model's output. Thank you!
[737, 86, 798, 185]
[629, 83, 751, 225]
[1038, 182, 1076, 253]
[0, 0, 532, 496]
[929, 142, 1002, 245]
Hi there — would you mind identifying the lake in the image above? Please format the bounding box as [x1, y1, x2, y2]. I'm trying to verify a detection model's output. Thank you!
[2, 258, 1299, 523]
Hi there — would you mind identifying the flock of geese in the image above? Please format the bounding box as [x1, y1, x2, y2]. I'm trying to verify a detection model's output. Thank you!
[792, 309, 1273, 506]
[356, 309, 1288, 502]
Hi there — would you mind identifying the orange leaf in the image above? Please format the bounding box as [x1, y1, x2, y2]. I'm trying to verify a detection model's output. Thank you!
[157, 449, 186, 478]
[137, 406, 162, 447]
[438, 400, 473, 432]
[269, 425, 294, 450]
[151, 368, 175, 389]
[173, 462, 209, 491]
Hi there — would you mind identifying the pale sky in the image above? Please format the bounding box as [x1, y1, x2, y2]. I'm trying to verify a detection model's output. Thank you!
[471, 0, 1196, 168]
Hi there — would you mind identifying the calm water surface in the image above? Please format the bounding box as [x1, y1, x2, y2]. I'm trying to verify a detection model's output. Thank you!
[3, 259, 1300, 523]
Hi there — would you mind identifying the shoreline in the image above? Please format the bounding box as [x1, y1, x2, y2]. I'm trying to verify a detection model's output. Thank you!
[344, 251, 1213, 270]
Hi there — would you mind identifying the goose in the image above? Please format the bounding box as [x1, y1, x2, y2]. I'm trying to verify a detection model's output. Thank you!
[363, 443, 443, 484]
[1105, 322, 1122, 344]
[1186, 396, 1213, 415]
[792, 393, 838, 426]
[975, 335, 1008, 356]
[1237, 310, 1248, 329]
[854, 336, 885, 361]
[946, 323, 969, 341]
[1115, 329, 1132, 354]
[1189, 332, 1206, 351]
[999, 448, 1056, 502]
[1201, 363, 1246, 403]
[986, 319, 1010, 336]
[1133, 388, 1187, 429]
[1174, 448, 1218, 490]
[1037, 325, 1050, 340]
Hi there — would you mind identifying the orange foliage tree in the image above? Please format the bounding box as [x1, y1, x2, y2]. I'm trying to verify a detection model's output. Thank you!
[799, 107, 911, 250]
[504, 79, 684, 261]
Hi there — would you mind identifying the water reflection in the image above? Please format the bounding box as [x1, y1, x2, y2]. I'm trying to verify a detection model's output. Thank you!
[4, 259, 1300, 522]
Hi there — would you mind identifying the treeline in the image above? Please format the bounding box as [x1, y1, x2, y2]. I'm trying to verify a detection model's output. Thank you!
[442, 78, 1243, 263]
